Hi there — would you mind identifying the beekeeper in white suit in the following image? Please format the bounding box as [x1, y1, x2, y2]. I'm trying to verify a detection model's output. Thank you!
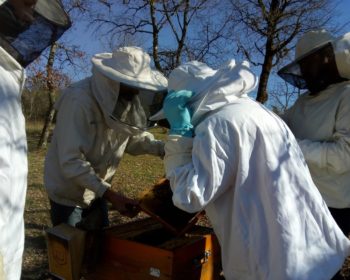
[151, 60, 350, 280]
[278, 30, 350, 239]
[0, 0, 71, 279]
[44, 46, 167, 229]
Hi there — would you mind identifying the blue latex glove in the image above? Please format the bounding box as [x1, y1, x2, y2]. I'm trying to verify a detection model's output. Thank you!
[163, 90, 194, 137]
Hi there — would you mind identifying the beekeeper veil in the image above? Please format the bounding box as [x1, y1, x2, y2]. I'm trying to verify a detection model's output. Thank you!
[0, 0, 71, 67]
[278, 29, 350, 93]
[91, 46, 168, 134]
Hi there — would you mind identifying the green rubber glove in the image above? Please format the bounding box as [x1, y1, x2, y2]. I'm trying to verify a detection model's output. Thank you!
[163, 90, 194, 137]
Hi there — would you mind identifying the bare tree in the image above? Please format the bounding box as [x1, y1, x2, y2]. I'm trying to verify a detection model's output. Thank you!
[86, 0, 236, 75]
[25, 0, 89, 149]
[229, 0, 341, 103]
[268, 80, 301, 114]
[24, 56, 71, 121]
[83, 0, 345, 106]
[36, 43, 82, 148]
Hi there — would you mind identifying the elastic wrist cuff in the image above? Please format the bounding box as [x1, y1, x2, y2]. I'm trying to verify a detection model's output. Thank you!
[96, 181, 110, 198]
[169, 123, 193, 137]
[169, 128, 193, 137]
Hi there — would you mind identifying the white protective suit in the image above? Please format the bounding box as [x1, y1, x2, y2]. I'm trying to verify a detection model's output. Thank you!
[282, 81, 350, 208]
[0, 47, 27, 279]
[44, 69, 164, 208]
[164, 60, 350, 280]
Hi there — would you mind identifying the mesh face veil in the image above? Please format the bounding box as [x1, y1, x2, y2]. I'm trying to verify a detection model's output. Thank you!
[110, 83, 167, 130]
[0, 0, 71, 67]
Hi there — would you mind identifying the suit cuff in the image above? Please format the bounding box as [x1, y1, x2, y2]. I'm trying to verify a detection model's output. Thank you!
[164, 135, 193, 176]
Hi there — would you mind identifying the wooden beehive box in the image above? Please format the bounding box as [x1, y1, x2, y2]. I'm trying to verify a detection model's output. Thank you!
[46, 223, 86, 280]
[82, 218, 222, 280]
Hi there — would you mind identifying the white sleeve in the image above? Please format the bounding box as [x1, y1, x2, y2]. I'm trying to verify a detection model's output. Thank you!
[164, 117, 236, 213]
[298, 93, 350, 174]
[126, 131, 165, 157]
[0, 254, 4, 279]
[55, 97, 109, 197]
[164, 135, 193, 175]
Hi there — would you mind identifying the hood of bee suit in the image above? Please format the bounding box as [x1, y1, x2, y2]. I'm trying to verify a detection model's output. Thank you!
[151, 59, 258, 125]
[150, 60, 258, 126]
[176, 60, 257, 125]
[90, 66, 142, 136]
[89, 47, 168, 133]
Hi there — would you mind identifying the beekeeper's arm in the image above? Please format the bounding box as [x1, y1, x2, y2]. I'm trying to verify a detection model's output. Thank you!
[125, 131, 164, 157]
[163, 90, 235, 213]
[55, 95, 110, 196]
[297, 93, 350, 174]
[55, 95, 139, 215]
[162, 89, 194, 173]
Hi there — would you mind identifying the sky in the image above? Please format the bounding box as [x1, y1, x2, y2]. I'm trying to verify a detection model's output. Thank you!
[58, 0, 350, 101]
[335, 0, 350, 33]
[65, 1, 350, 57]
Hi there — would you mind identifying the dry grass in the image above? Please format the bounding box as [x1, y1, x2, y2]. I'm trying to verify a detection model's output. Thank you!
[22, 122, 167, 279]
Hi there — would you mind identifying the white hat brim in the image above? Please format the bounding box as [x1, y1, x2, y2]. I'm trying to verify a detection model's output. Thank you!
[0, 0, 70, 26]
[35, 0, 70, 26]
[149, 62, 216, 121]
[149, 109, 165, 121]
[92, 53, 167, 91]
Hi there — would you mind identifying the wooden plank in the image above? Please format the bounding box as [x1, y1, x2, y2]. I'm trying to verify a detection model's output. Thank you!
[172, 233, 221, 280]
[103, 238, 174, 279]
[106, 218, 161, 238]
[139, 178, 201, 235]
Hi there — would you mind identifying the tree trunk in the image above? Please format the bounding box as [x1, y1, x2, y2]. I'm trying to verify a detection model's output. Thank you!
[37, 42, 57, 149]
[38, 107, 56, 148]
[255, 0, 278, 104]
[256, 57, 273, 104]
[256, 35, 275, 104]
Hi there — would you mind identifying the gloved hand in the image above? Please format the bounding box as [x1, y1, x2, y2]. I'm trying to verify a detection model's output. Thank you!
[163, 90, 194, 137]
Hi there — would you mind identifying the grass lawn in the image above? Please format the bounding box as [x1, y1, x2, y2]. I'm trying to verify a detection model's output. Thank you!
[22, 122, 167, 279]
